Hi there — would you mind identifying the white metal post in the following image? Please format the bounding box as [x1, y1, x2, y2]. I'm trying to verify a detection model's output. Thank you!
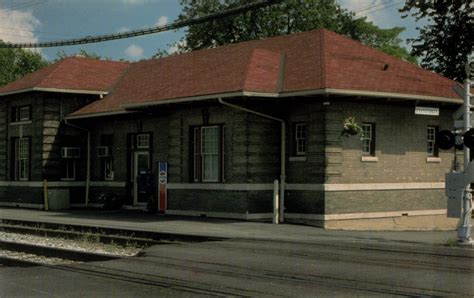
[460, 79, 472, 243]
[273, 179, 279, 224]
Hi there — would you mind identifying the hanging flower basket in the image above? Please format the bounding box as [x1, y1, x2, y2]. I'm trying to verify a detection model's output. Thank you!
[341, 117, 363, 137]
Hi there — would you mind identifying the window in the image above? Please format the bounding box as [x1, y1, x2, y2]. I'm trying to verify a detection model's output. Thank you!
[294, 123, 306, 156]
[99, 134, 114, 180]
[17, 138, 30, 180]
[362, 123, 375, 156]
[427, 126, 439, 157]
[11, 138, 30, 181]
[62, 160, 76, 180]
[136, 134, 150, 149]
[11, 106, 31, 123]
[192, 125, 223, 182]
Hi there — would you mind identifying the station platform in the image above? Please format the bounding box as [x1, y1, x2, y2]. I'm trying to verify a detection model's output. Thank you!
[1, 207, 469, 251]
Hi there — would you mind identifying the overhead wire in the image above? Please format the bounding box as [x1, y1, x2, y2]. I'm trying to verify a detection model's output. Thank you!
[0, 0, 278, 48]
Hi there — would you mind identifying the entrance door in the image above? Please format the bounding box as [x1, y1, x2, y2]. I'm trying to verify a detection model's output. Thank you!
[133, 151, 150, 205]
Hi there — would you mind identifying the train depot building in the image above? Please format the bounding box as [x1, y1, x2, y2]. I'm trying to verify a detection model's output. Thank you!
[0, 29, 463, 230]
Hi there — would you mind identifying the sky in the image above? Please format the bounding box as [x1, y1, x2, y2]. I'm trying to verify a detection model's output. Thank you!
[0, 0, 425, 62]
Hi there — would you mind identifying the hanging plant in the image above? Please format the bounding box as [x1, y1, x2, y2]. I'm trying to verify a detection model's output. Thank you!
[341, 116, 363, 137]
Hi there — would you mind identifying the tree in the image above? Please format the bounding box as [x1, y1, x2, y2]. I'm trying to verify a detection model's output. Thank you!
[0, 47, 48, 87]
[55, 49, 109, 61]
[157, 0, 415, 63]
[400, 0, 473, 81]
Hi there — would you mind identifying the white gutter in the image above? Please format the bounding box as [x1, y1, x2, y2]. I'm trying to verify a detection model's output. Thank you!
[218, 98, 286, 223]
[0, 87, 108, 97]
[65, 110, 132, 120]
[120, 88, 460, 110]
[63, 118, 91, 207]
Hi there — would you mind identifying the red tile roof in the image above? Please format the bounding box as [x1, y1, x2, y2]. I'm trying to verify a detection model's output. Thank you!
[72, 29, 461, 118]
[0, 57, 129, 95]
[2, 29, 459, 118]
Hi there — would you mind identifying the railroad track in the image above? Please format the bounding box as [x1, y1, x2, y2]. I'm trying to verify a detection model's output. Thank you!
[0, 219, 223, 247]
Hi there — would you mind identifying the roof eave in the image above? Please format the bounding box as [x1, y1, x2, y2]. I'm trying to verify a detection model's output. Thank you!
[68, 88, 461, 120]
[0, 87, 109, 97]
[65, 110, 132, 120]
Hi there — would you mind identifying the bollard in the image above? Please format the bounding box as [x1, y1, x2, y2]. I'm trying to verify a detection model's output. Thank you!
[43, 179, 49, 211]
[273, 179, 279, 224]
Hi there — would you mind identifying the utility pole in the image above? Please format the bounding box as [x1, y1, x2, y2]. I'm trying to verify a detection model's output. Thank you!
[459, 75, 472, 244]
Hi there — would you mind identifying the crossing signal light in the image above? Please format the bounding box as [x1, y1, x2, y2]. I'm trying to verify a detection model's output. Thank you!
[436, 129, 474, 150]
[436, 130, 456, 150]
[463, 129, 474, 149]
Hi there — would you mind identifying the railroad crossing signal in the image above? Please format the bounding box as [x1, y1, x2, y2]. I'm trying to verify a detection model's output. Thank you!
[436, 129, 474, 150]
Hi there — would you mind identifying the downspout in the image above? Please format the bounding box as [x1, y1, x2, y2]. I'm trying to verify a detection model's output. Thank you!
[64, 118, 91, 207]
[218, 98, 286, 223]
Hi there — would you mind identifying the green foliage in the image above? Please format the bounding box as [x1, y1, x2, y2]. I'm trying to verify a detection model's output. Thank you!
[400, 0, 473, 81]
[0, 47, 48, 87]
[55, 49, 108, 61]
[157, 0, 415, 63]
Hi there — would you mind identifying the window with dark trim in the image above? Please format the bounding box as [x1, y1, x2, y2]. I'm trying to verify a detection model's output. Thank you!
[11, 137, 30, 181]
[361, 123, 376, 156]
[191, 125, 224, 182]
[99, 134, 114, 180]
[293, 122, 306, 156]
[427, 126, 439, 157]
[11, 106, 31, 123]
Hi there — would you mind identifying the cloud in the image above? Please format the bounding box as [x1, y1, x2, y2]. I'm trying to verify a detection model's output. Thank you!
[0, 6, 40, 45]
[155, 16, 168, 27]
[338, 0, 403, 27]
[125, 44, 144, 58]
[117, 27, 131, 33]
[121, 0, 148, 5]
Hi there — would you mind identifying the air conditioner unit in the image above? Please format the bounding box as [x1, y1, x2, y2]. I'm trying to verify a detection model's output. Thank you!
[97, 146, 110, 157]
[61, 147, 81, 158]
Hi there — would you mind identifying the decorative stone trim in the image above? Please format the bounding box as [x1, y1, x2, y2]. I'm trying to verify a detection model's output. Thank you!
[286, 209, 447, 221]
[289, 156, 307, 162]
[361, 156, 378, 162]
[426, 157, 441, 163]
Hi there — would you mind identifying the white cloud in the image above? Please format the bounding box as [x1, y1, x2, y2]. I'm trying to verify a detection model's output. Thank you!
[0, 6, 40, 45]
[117, 26, 131, 33]
[125, 44, 144, 58]
[338, 0, 403, 27]
[155, 16, 168, 27]
[121, 0, 148, 5]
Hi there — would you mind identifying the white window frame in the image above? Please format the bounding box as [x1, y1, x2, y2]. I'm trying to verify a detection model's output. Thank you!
[362, 123, 374, 155]
[201, 126, 219, 182]
[62, 159, 76, 181]
[295, 123, 306, 156]
[427, 126, 437, 157]
[136, 134, 150, 149]
[104, 157, 114, 181]
[17, 138, 29, 181]
[19, 106, 30, 121]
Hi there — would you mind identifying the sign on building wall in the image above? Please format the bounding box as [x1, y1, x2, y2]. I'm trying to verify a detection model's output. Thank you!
[158, 162, 168, 213]
[414, 106, 439, 116]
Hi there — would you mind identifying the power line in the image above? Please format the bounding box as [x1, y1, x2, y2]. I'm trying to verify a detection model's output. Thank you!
[353, 0, 393, 14]
[363, 1, 403, 16]
[0, 0, 278, 49]
[0, 0, 48, 12]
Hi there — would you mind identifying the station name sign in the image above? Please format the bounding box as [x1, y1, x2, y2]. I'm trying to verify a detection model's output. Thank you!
[415, 106, 439, 116]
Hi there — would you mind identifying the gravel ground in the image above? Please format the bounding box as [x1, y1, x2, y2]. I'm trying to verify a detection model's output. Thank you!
[0, 231, 143, 265]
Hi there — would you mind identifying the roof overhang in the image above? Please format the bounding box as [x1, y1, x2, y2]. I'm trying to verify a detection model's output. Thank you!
[0, 87, 109, 97]
[121, 88, 461, 109]
[65, 110, 132, 120]
[67, 88, 461, 120]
